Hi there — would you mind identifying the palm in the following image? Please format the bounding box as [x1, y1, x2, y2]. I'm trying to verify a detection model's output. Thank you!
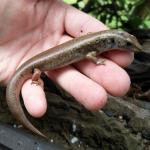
[1, 0, 68, 83]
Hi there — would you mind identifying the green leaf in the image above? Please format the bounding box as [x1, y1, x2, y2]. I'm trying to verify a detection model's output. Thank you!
[78, 1, 85, 8]
[144, 20, 150, 28]
[63, 0, 77, 4]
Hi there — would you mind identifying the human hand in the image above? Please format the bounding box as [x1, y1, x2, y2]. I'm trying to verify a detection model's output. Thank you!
[0, 0, 134, 117]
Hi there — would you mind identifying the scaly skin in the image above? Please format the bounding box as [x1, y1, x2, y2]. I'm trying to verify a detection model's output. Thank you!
[6, 30, 142, 137]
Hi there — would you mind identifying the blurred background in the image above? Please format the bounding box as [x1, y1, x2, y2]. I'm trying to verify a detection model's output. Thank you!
[64, 0, 150, 29]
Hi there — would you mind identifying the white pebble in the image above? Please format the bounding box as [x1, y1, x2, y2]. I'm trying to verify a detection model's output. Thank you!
[72, 123, 77, 132]
[70, 137, 79, 144]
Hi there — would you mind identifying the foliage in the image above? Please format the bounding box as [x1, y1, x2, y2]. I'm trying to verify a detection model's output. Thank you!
[64, 0, 150, 29]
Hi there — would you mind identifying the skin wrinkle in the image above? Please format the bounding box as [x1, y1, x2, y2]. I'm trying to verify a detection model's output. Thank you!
[0, 52, 15, 84]
[43, 1, 65, 40]
[33, 0, 50, 30]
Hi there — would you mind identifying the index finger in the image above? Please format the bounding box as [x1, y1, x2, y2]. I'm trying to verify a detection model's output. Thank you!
[64, 5, 133, 67]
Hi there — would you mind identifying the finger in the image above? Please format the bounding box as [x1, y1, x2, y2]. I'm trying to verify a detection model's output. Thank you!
[21, 79, 47, 117]
[65, 5, 108, 37]
[47, 66, 107, 111]
[102, 50, 134, 67]
[74, 57, 131, 96]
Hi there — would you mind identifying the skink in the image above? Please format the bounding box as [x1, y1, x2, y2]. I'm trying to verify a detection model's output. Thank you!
[6, 30, 142, 137]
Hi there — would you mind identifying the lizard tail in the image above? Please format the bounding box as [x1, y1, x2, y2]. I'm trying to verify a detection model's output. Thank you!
[6, 71, 46, 138]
